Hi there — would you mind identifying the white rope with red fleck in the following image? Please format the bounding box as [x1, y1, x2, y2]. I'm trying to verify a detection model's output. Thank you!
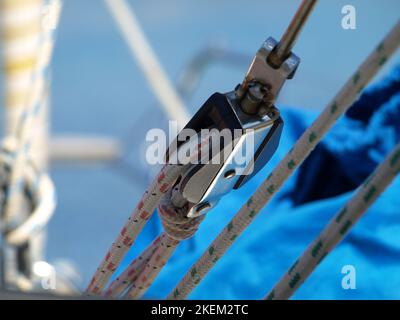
[168, 21, 400, 300]
[85, 163, 186, 295]
[100, 135, 213, 298]
[265, 141, 400, 300]
[87, 133, 214, 296]
[125, 233, 179, 299]
[104, 235, 161, 297]
[125, 189, 205, 299]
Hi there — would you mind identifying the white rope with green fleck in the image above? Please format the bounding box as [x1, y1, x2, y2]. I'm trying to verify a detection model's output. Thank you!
[167, 20, 400, 300]
[265, 141, 400, 300]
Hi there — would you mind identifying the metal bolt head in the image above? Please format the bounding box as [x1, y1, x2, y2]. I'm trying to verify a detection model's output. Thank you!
[224, 169, 236, 179]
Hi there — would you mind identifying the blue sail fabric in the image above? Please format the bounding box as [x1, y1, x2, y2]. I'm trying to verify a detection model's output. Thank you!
[119, 65, 400, 299]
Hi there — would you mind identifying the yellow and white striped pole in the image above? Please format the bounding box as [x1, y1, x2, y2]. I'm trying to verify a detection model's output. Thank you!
[1, 0, 43, 140]
[1, 0, 43, 224]
[0, 0, 61, 287]
[0, 0, 44, 287]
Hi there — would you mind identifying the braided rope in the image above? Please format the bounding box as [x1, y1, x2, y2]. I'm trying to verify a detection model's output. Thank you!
[158, 191, 205, 242]
[265, 142, 400, 300]
[86, 163, 186, 294]
[101, 133, 213, 298]
[104, 235, 161, 298]
[125, 192, 205, 299]
[126, 233, 179, 299]
[168, 21, 400, 300]
[87, 131, 215, 295]
[107, 191, 205, 299]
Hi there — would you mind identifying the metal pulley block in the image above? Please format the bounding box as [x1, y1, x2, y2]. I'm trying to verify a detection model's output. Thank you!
[167, 37, 300, 217]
